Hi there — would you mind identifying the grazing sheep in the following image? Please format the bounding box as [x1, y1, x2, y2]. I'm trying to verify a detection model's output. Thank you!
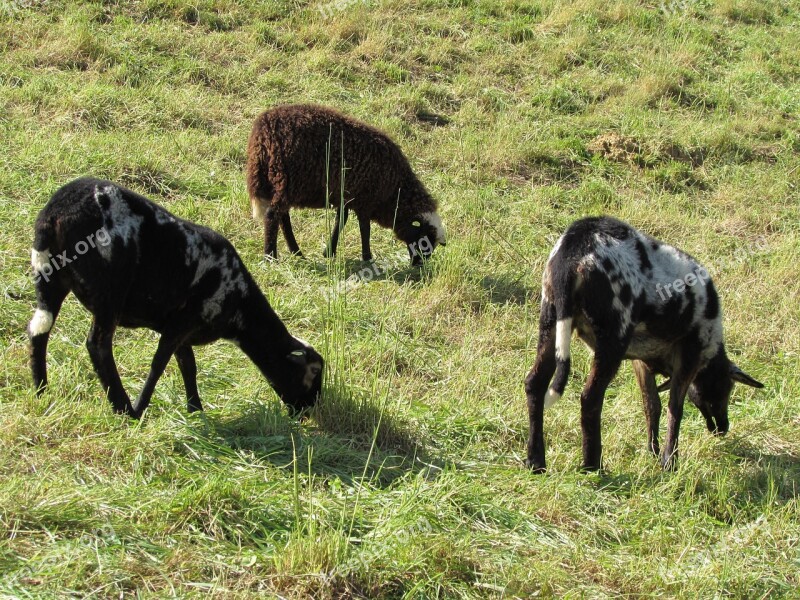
[246, 104, 446, 264]
[28, 177, 324, 418]
[525, 216, 763, 472]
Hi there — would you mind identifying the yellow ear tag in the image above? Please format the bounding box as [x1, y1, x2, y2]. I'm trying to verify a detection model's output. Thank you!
[412, 220, 421, 227]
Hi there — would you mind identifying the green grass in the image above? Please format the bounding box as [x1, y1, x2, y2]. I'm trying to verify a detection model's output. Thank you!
[1, 0, 799, 597]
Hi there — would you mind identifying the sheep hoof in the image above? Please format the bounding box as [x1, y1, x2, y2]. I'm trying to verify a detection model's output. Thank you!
[524, 458, 546, 474]
[660, 452, 678, 471]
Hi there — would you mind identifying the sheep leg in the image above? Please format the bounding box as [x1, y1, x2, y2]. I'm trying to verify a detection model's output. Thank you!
[633, 360, 661, 456]
[29, 278, 69, 394]
[357, 213, 372, 261]
[264, 206, 280, 259]
[580, 344, 624, 472]
[131, 333, 184, 418]
[660, 353, 699, 471]
[525, 303, 557, 473]
[280, 212, 303, 257]
[324, 207, 349, 258]
[175, 345, 202, 413]
[86, 315, 133, 415]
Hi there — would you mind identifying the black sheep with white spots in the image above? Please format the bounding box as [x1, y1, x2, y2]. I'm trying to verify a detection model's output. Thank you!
[525, 216, 763, 473]
[28, 177, 323, 418]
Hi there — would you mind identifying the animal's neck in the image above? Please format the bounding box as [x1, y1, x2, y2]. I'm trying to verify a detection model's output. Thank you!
[231, 283, 293, 375]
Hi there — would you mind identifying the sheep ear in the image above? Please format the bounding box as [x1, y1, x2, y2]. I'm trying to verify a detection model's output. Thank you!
[729, 363, 764, 388]
[287, 349, 307, 365]
[656, 378, 671, 393]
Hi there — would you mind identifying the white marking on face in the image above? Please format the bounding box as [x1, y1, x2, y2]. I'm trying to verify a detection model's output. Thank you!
[555, 317, 572, 361]
[29, 309, 53, 336]
[303, 361, 322, 390]
[544, 388, 561, 409]
[420, 211, 446, 243]
[31, 248, 51, 272]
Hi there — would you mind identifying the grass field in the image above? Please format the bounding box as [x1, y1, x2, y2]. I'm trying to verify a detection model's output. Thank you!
[1, 0, 799, 597]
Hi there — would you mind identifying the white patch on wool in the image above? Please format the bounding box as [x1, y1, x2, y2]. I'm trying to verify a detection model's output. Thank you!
[544, 388, 561, 409]
[29, 309, 53, 336]
[420, 211, 446, 243]
[199, 252, 248, 322]
[592, 233, 647, 299]
[94, 185, 143, 258]
[31, 248, 51, 272]
[184, 227, 204, 268]
[555, 318, 572, 361]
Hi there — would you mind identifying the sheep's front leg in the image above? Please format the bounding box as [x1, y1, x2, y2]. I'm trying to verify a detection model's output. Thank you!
[633, 360, 661, 456]
[524, 321, 557, 473]
[280, 212, 303, 257]
[580, 350, 623, 472]
[660, 373, 695, 471]
[324, 206, 349, 258]
[131, 334, 183, 418]
[357, 213, 372, 261]
[86, 316, 133, 415]
[264, 206, 281, 259]
[175, 345, 202, 413]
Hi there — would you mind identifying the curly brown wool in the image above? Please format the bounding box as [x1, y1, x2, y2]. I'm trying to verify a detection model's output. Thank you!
[246, 104, 445, 264]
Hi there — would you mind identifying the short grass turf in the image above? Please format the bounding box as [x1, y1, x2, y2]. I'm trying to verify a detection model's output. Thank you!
[1, 0, 799, 597]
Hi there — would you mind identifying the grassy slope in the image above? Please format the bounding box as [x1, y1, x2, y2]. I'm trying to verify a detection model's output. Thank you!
[1, 0, 799, 597]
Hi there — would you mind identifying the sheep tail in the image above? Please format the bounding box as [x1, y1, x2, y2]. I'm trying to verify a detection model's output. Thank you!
[245, 123, 274, 223]
[544, 263, 575, 409]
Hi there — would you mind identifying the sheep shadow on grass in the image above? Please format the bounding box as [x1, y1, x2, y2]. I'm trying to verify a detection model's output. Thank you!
[302, 256, 433, 292]
[176, 386, 440, 489]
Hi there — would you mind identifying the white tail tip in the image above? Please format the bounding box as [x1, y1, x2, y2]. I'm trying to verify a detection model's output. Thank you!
[251, 197, 266, 222]
[544, 388, 561, 409]
[29, 309, 54, 337]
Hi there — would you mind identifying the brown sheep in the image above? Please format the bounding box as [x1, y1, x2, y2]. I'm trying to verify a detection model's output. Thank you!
[245, 104, 446, 264]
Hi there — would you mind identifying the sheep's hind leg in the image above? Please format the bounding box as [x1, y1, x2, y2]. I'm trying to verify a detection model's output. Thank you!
[324, 207, 349, 258]
[29, 278, 69, 394]
[280, 212, 303, 257]
[579, 341, 624, 472]
[264, 207, 280, 259]
[175, 345, 202, 413]
[525, 302, 557, 473]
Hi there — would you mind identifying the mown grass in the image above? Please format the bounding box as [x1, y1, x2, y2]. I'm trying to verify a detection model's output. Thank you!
[1, 0, 799, 597]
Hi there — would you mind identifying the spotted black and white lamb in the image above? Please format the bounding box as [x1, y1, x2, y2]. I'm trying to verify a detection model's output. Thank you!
[246, 104, 446, 264]
[28, 177, 324, 418]
[525, 216, 763, 473]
